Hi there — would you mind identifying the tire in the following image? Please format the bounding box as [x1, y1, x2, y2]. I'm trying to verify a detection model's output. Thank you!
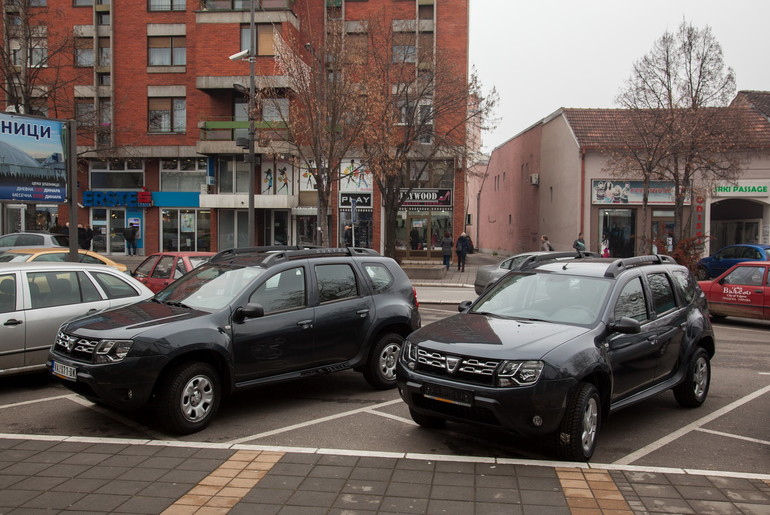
[673, 348, 710, 408]
[155, 361, 221, 435]
[556, 382, 601, 462]
[409, 408, 445, 428]
[363, 333, 403, 390]
[695, 266, 710, 281]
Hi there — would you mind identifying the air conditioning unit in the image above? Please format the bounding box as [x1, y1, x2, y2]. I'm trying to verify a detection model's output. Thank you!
[529, 173, 540, 185]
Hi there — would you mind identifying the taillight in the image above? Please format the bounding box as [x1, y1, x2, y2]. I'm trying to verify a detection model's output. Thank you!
[412, 287, 419, 308]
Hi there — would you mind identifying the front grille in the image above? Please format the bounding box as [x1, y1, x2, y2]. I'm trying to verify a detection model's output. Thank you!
[413, 395, 500, 426]
[54, 331, 98, 363]
[415, 348, 500, 386]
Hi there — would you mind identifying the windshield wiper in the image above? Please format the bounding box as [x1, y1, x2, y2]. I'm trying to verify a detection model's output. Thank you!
[164, 301, 191, 309]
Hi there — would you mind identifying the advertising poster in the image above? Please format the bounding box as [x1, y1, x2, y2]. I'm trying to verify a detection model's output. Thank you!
[0, 113, 67, 202]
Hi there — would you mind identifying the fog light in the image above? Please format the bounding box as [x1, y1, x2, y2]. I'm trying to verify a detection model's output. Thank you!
[127, 389, 133, 400]
[532, 415, 543, 427]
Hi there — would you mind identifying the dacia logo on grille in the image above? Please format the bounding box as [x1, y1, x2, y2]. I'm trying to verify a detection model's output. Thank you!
[445, 356, 461, 374]
[65, 336, 76, 353]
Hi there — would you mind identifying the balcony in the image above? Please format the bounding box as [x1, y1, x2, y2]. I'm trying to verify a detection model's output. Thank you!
[196, 118, 293, 155]
[199, 0, 294, 10]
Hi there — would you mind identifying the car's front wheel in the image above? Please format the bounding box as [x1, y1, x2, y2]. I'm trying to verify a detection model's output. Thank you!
[695, 266, 710, 281]
[674, 348, 710, 408]
[363, 333, 403, 389]
[155, 361, 221, 434]
[556, 382, 601, 461]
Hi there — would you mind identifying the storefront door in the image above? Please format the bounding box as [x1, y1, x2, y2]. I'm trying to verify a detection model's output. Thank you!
[92, 208, 126, 255]
[652, 212, 675, 254]
[407, 216, 429, 255]
[600, 208, 636, 258]
[269, 211, 289, 245]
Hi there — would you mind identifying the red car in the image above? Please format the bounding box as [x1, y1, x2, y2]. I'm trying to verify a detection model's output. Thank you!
[698, 261, 770, 321]
[132, 251, 215, 293]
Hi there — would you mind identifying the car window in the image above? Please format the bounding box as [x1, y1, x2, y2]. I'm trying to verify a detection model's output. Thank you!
[0, 274, 17, 313]
[77, 272, 103, 302]
[17, 234, 43, 246]
[152, 256, 175, 279]
[672, 270, 696, 304]
[174, 259, 186, 279]
[27, 271, 82, 308]
[363, 263, 393, 294]
[0, 235, 18, 246]
[134, 255, 160, 277]
[91, 271, 141, 299]
[189, 256, 212, 269]
[723, 266, 765, 287]
[31, 252, 66, 262]
[51, 235, 69, 246]
[315, 263, 358, 303]
[250, 267, 306, 314]
[647, 273, 676, 315]
[614, 277, 649, 323]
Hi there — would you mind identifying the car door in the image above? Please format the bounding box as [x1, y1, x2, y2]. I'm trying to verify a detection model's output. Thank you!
[232, 265, 316, 382]
[23, 270, 110, 367]
[0, 272, 25, 371]
[708, 264, 767, 319]
[644, 271, 686, 383]
[312, 261, 375, 365]
[606, 276, 660, 401]
[133, 255, 162, 292]
[712, 246, 744, 277]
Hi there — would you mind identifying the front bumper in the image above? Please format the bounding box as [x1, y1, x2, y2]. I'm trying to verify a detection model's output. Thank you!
[47, 350, 167, 409]
[396, 364, 575, 436]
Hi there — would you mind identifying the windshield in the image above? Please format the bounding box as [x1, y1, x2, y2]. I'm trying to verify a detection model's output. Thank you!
[154, 263, 265, 311]
[471, 272, 612, 325]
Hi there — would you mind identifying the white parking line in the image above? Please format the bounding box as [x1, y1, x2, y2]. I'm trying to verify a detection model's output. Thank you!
[365, 408, 418, 426]
[695, 427, 770, 446]
[614, 383, 770, 465]
[224, 399, 403, 445]
[0, 394, 72, 410]
[66, 394, 175, 441]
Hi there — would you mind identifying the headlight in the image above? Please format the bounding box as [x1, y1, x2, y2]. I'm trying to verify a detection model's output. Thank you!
[401, 340, 417, 364]
[497, 360, 544, 387]
[94, 339, 133, 363]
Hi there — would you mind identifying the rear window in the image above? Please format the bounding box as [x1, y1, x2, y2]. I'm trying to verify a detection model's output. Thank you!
[672, 270, 697, 304]
[91, 271, 140, 299]
[51, 235, 69, 246]
[363, 263, 394, 294]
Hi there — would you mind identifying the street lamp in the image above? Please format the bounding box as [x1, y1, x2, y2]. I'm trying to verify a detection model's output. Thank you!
[228, 0, 257, 247]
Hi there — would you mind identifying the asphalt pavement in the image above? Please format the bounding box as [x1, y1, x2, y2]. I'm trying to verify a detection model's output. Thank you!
[5, 251, 765, 513]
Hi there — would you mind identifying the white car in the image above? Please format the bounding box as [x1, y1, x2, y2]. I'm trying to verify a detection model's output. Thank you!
[474, 251, 600, 294]
[0, 231, 69, 251]
[0, 262, 153, 377]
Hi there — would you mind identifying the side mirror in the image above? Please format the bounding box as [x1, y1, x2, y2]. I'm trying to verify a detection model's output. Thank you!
[609, 316, 641, 334]
[458, 300, 473, 312]
[233, 302, 265, 323]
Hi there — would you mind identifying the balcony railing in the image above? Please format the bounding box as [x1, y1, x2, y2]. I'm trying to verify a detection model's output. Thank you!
[198, 118, 290, 143]
[200, 0, 294, 11]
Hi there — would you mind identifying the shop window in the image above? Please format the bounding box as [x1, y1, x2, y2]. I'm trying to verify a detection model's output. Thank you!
[89, 159, 144, 189]
[160, 158, 206, 192]
[162, 209, 211, 252]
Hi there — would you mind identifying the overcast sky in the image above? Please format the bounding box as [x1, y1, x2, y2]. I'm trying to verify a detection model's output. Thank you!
[469, 1, 770, 152]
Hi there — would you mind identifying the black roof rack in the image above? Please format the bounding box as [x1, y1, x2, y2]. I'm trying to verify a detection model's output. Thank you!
[211, 245, 380, 264]
[603, 254, 677, 278]
[520, 250, 600, 270]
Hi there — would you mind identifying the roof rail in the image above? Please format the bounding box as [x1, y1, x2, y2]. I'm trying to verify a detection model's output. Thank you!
[211, 246, 380, 264]
[603, 254, 677, 278]
[520, 250, 600, 270]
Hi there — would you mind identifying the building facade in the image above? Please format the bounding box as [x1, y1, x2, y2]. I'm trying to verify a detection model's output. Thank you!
[1, 0, 470, 258]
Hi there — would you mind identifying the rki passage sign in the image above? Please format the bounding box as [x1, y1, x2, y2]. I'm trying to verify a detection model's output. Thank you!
[0, 113, 67, 202]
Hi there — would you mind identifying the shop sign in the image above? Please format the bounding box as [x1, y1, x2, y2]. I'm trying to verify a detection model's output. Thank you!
[713, 183, 769, 196]
[340, 192, 372, 208]
[592, 180, 690, 205]
[82, 190, 153, 207]
[401, 188, 452, 207]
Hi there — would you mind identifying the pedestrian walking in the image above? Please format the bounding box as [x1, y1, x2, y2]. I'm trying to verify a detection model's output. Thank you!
[455, 232, 470, 272]
[572, 232, 586, 252]
[440, 231, 453, 270]
[540, 235, 554, 251]
[79, 225, 93, 250]
[124, 224, 138, 256]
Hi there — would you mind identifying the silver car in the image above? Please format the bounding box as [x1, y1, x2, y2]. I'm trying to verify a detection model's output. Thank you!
[474, 251, 599, 294]
[0, 231, 69, 251]
[0, 262, 153, 377]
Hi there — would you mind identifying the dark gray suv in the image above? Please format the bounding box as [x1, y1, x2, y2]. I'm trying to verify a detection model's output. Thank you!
[397, 255, 715, 461]
[49, 246, 420, 434]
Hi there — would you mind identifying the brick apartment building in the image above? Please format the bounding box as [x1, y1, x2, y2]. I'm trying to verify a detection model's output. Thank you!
[1, 0, 470, 258]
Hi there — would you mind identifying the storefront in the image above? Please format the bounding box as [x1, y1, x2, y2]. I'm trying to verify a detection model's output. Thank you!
[338, 160, 373, 248]
[396, 188, 454, 259]
[704, 180, 770, 251]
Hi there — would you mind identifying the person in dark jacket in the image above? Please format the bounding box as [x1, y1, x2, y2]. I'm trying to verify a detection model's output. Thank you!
[440, 231, 453, 270]
[79, 225, 93, 250]
[124, 224, 138, 256]
[455, 232, 470, 272]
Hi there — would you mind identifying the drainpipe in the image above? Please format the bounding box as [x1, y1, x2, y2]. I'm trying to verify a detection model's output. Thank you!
[580, 149, 586, 242]
[476, 156, 492, 251]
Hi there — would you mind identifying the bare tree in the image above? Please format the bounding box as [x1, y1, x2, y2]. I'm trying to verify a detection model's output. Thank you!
[614, 20, 743, 250]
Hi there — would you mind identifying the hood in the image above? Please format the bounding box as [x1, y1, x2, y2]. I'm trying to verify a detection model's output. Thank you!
[408, 313, 588, 361]
[62, 300, 214, 338]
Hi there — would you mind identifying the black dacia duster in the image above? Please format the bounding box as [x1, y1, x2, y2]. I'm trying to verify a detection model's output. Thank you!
[48, 246, 421, 434]
[397, 255, 715, 461]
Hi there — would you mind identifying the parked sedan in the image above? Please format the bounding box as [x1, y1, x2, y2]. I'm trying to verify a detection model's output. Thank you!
[0, 231, 69, 251]
[696, 244, 770, 280]
[0, 262, 153, 377]
[474, 251, 599, 294]
[132, 251, 215, 293]
[698, 261, 769, 321]
[0, 248, 128, 273]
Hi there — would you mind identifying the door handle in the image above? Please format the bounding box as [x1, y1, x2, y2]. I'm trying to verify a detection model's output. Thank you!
[297, 319, 313, 329]
[4, 319, 23, 326]
[755, 290, 763, 294]
[86, 309, 98, 314]
[356, 309, 370, 318]
[647, 336, 657, 344]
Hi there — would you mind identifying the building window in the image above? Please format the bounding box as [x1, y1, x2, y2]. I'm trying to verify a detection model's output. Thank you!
[89, 159, 144, 189]
[76, 100, 96, 127]
[149, 0, 185, 10]
[97, 73, 111, 85]
[74, 0, 93, 5]
[393, 33, 416, 63]
[240, 24, 274, 56]
[148, 97, 186, 133]
[217, 155, 250, 194]
[75, 38, 93, 67]
[96, 12, 110, 25]
[395, 98, 414, 125]
[262, 97, 289, 121]
[148, 36, 186, 66]
[12, 44, 47, 67]
[98, 38, 110, 66]
[160, 158, 206, 192]
[162, 209, 211, 252]
[407, 160, 452, 188]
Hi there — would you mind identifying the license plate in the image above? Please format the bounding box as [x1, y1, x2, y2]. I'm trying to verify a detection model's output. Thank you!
[423, 383, 473, 407]
[52, 361, 77, 382]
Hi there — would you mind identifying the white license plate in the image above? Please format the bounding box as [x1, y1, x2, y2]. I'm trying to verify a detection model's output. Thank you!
[52, 361, 77, 382]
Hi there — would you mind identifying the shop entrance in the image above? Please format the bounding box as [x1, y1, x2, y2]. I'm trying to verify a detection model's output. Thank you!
[599, 208, 635, 258]
[92, 208, 126, 255]
[652, 211, 675, 254]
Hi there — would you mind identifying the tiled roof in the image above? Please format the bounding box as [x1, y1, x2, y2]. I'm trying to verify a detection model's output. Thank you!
[561, 106, 770, 150]
[731, 90, 770, 118]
